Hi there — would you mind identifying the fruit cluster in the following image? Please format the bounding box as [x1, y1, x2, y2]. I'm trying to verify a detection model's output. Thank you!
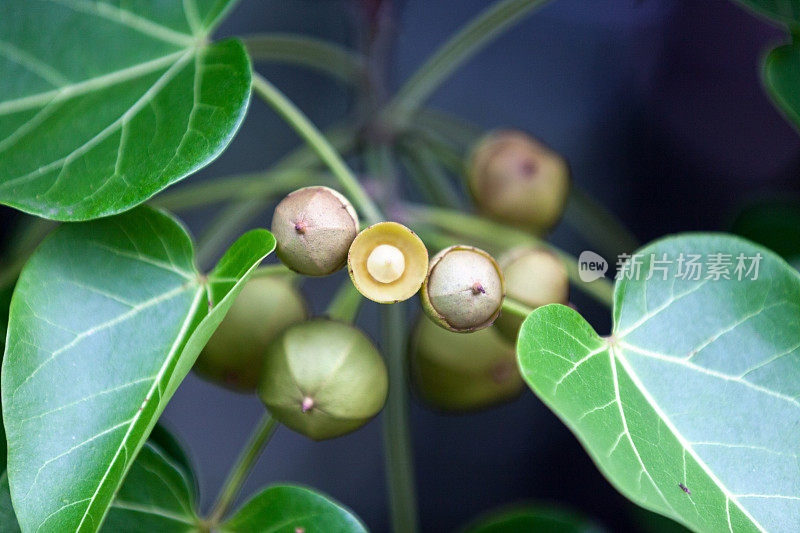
[195, 130, 570, 438]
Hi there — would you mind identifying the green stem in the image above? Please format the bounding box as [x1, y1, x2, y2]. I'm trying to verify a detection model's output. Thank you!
[381, 303, 419, 533]
[244, 33, 365, 85]
[385, 0, 550, 125]
[402, 203, 614, 309]
[196, 199, 266, 269]
[501, 297, 534, 319]
[208, 413, 279, 525]
[251, 72, 383, 224]
[397, 137, 465, 209]
[325, 281, 363, 324]
[416, 107, 483, 147]
[563, 185, 639, 259]
[151, 168, 322, 212]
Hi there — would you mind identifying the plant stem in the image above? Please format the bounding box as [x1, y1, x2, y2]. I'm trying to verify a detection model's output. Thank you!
[151, 168, 322, 212]
[208, 413, 279, 525]
[385, 0, 550, 125]
[563, 185, 640, 259]
[244, 33, 365, 85]
[325, 281, 363, 324]
[401, 203, 614, 309]
[501, 297, 534, 319]
[196, 199, 266, 269]
[251, 72, 383, 224]
[397, 137, 465, 209]
[381, 303, 419, 533]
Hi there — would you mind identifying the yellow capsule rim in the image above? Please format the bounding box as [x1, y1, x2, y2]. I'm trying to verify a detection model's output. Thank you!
[348, 222, 429, 304]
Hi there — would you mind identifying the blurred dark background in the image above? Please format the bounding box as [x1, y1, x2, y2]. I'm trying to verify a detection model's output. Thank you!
[1, 0, 799, 531]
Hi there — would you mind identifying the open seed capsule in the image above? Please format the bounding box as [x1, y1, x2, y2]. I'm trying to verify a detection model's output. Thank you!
[271, 186, 359, 276]
[421, 245, 504, 332]
[347, 222, 429, 303]
[195, 276, 308, 392]
[467, 130, 570, 232]
[494, 246, 568, 341]
[258, 319, 388, 440]
[410, 315, 523, 411]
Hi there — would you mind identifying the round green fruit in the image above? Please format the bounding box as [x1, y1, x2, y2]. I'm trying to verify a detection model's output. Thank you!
[195, 276, 308, 392]
[421, 245, 504, 332]
[258, 319, 388, 440]
[271, 186, 359, 276]
[494, 247, 568, 341]
[467, 130, 570, 232]
[410, 316, 523, 412]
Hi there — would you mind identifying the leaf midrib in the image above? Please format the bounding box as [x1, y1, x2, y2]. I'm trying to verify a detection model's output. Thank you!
[45, 0, 198, 46]
[0, 50, 192, 117]
[609, 342, 768, 532]
[75, 285, 205, 532]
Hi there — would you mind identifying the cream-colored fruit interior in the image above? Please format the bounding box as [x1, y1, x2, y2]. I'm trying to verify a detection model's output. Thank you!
[367, 244, 406, 284]
[349, 222, 428, 303]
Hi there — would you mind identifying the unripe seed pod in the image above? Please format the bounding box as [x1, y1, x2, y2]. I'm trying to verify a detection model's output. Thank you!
[494, 247, 569, 341]
[195, 276, 308, 391]
[421, 245, 504, 332]
[258, 319, 388, 440]
[348, 222, 429, 303]
[467, 130, 570, 232]
[271, 186, 359, 276]
[410, 315, 523, 411]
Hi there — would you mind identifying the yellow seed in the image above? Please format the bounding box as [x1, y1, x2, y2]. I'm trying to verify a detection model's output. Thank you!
[366, 244, 406, 284]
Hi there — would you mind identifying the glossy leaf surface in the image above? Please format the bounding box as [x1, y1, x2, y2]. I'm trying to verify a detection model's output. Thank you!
[221, 485, 368, 533]
[0, 0, 251, 220]
[519, 234, 800, 532]
[2, 207, 274, 532]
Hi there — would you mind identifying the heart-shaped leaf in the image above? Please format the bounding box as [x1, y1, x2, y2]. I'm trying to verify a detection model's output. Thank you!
[2, 206, 274, 532]
[0, 0, 251, 221]
[1, 427, 201, 532]
[764, 42, 800, 132]
[220, 485, 368, 533]
[463, 505, 605, 533]
[733, 0, 800, 25]
[518, 234, 800, 532]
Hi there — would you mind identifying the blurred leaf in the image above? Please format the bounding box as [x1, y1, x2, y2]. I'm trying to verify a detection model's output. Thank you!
[731, 200, 800, 261]
[148, 423, 198, 497]
[0, 0, 251, 221]
[463, 505, 605, 533]
[764, 42, 800, 130]
[733, 0, 800, 25]
[0, 283, 12, 474]
[1, 430, 201, 532]
[221, 485, 368, 533]
[2, 207, 274, 532]
[101, 441, 199, 532]
[518, 234, 800, 532]
[632, 507, 692, 533]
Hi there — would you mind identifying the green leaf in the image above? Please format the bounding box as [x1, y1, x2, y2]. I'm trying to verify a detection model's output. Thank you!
[0, 283, 13, 474]
[731, 200, 800, 262]
[0, 1, 251, 221]
[220, 485, 368, 533]
[0, 471, 20, 533]
[463, 505, 605, 533]
[518, 234, 800, 532]
[733, 0, 800, 25]
[100, 441, 199, 532]
[1, 428, 201, 532]
[764, 41, 800, 131]
[2, 206, 274, 532]
[147, 423, 197, 498]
